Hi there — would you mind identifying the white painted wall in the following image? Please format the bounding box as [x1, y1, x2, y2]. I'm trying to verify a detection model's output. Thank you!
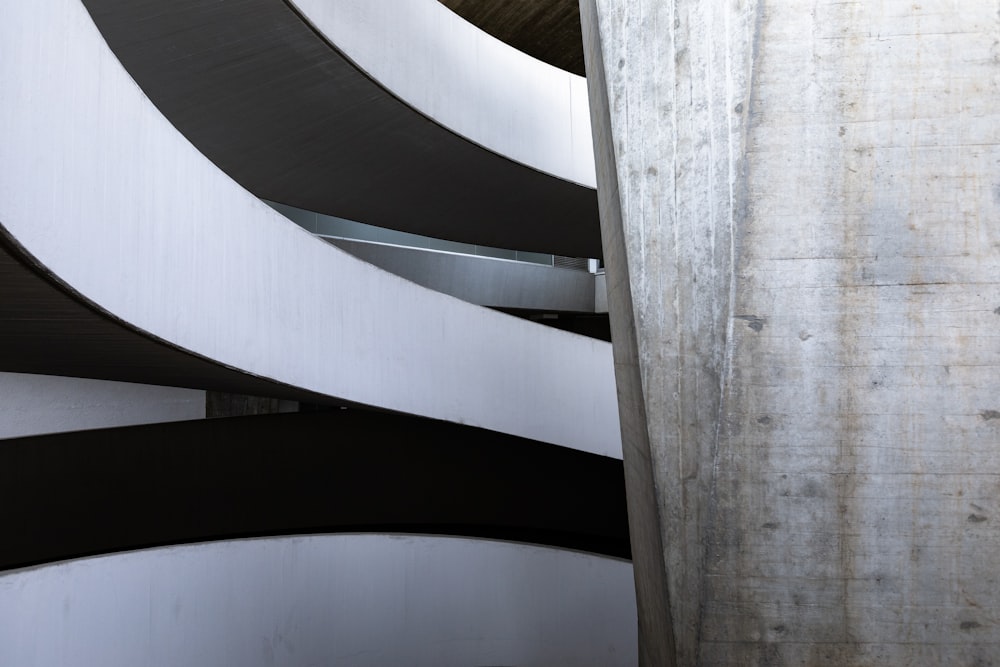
[0, 372, 204, 439]
[0, 0, 620, 457]
[0, 535, 637, 667]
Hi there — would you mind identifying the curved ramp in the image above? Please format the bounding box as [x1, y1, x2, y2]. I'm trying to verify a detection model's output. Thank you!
[0, 0, 620, 457]
[81, 0, 601, 257]
[0, 535, 637, 666]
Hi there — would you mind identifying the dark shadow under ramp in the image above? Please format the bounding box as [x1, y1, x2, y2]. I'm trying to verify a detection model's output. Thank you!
[0, 410, 630, 570]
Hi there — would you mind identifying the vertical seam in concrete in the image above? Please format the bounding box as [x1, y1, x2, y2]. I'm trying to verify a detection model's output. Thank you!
[702, 0, 763, 661]
[579, 0, 678, 663]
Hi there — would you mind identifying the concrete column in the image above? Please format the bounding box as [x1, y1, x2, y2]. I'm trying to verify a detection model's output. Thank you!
[583, 0, 1000, 664]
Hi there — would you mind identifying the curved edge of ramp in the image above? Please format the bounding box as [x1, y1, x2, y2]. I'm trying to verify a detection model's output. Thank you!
[288, 0, 596, 187]
[80, 0, 601, 257]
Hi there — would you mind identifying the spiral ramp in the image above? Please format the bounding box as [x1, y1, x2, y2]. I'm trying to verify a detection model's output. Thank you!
[0, 0, 635, 664]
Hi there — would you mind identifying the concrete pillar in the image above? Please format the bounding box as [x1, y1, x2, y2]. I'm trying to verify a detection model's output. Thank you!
[582, 0, 1000, 664]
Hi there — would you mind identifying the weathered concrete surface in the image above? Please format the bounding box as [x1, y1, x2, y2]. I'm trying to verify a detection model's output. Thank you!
[582, 0, 756, 662]
[584, 0, 1000, 664]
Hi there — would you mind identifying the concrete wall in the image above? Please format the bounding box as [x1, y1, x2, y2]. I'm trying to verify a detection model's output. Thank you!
[0, 535, 637, 667]
[0, 372, 204, 439]
[584, 0, 1000, 663]
[0, 0, 620, 457]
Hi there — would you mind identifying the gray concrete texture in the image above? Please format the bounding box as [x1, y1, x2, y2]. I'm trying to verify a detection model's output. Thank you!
[580, 1, 677, 664]
[584, 0, 1000, 664]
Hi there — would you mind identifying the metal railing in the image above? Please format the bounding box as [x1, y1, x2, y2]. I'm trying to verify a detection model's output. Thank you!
[266, 200, 597, 272]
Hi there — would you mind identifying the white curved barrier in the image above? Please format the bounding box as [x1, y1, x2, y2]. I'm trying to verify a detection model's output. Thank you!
[0, 535, 637, 666]
[0, 372, 204, 439]
[0, 0, 620, 456]
[290, 0, 597, 187]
